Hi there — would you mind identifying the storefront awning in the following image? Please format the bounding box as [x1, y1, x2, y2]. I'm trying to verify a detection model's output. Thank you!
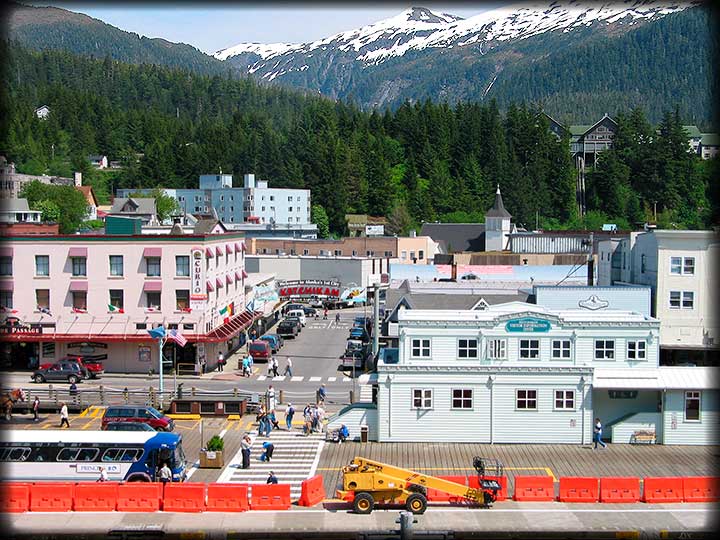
[215, 245, 223, 256]
[205, 247, 214, 258]
[206, 280, 214, 292]
[143, 247, 162, 258]
[235, 242, 243, 252]
[204, 309, 261, 342]
[593, 367, 718, 390]
[226, 274, 233, 285]
[241, 269, 248, 279]
[69, 281, 88, 292]
[235, 271, 242, 282]
[226, 244, 234, 255]
[68, 247, 87, 258]
[215, 277, 223, 288]
[142, 281, 163, 292]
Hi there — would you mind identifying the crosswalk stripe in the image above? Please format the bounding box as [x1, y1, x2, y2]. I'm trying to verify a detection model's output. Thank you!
[308, 376, 321, 382]
[272, 375, 285, 381]
[257, 375, 266, 381]
[343, 377, 351, 382]
[291, 376, 304, 381]
[327, 377, 337, 382]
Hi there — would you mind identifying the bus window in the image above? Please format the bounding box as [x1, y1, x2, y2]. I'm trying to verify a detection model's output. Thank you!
[76, 448, 98, 461]
[121, 449, 142, 462]
[0, 448, 11, 461]
[102, 448, 122, 461]
[9, 448, 30, 461]
[57, 448, 80, 461]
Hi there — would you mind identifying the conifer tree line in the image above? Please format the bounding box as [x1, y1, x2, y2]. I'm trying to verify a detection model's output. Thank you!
[1, 43, 716, 235]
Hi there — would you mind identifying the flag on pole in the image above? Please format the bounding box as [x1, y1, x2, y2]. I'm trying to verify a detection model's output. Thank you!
[147, 326, 166, 340]
[168, 329, 188, 347]
[107, 304, 124, 313]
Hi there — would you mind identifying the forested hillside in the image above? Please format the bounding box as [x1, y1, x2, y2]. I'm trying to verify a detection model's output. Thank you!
[1, 44, 715, 235]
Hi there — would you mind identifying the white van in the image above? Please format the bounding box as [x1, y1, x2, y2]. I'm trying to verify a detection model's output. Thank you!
[286, 309, 307, 327]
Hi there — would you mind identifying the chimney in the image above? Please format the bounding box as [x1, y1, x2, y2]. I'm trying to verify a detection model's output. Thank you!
[244, 173, 255, 188]
[409, 229, 416, 238]
[73, 172, 82, 187]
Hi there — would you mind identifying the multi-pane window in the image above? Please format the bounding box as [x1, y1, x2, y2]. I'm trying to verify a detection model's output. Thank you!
[109, 255, 123, 276]
[683, 257, 695, 275]
[552, 339, 571, 359]
[146, 292, 161, 309]
[176, 256, 190, 277]
[35, 255, 49, 276]
[671, 256, 695, 275]
[146, 257, 161, 277]
[0, 290, 12, 309]
[488, 339, 507, 360]
[411, 338, 431, 358]
[669, 291, 681, 309]
[72, 291, 87, 310]
[412, 389, 432, 410]
[519, 339, 540, 359]
[109, 290, 123, 310]
[684, 391, 700, 421]
[36, 289, 50, 309]
[594, 340, 615, 359]
[458, 339, 478, 359]
[627, 340, 646, 360]
[176, 290, 190, 310]
[516, 389, 537, 410]
[71, 257, 87, 277]
[452, 389, 473, 409]
[0, 256, 13, 276]
[554, 390, 575, 410]
[682, 292, 694, 309]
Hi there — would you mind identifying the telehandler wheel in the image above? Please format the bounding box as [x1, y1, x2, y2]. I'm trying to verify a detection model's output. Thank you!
[353, 492, 375, 514]
[406, 493, 427, 514]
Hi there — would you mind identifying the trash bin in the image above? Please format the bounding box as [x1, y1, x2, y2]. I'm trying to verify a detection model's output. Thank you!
[360, 425, 368, 443]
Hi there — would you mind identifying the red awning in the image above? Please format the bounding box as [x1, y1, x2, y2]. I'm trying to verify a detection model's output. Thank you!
[206, 280, 214, 292]
[235, 242, 243, 252]
[69, 281, 88, 292]
[0, 280, 13, 291]
[143, 247, 162, 258]
[205, 247, 214, 258]
[226, 244, 234, 255]
[241, 269, 248, 279]
[68, 247, 87, 258]
[0, 247, 13, 257]
[235, 271, 242, 282]
[215, 245, 223, 256]
[142, 281, 163, 292]
[241, 241, 247, 252]
[226, 274, 233, 285]
[215, 277, 223, 288]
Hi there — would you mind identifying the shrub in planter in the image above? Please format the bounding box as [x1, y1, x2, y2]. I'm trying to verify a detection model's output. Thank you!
[206, 435, 224, 451]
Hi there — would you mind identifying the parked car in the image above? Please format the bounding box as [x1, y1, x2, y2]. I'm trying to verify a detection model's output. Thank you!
[32, 360, 89, 384]
[349, 327, 370, 343]
[284, 317, 303, 333]
[341, 350, 370, 371]
[345, 339, 367, 355]
[260, 334, 281, 353]
[39, 355, 104, 379]
[101, 405, 174, 431]
[309, 297, 325, 308]
[248, 340, 272, 362]
[104, 422, 157, 432]
[302, 306, 318, 317]
[266, 333, 284, 348]
[276, 320, 299, 338]
[282, 303, 305, 315]
[285, 309, 307, 326]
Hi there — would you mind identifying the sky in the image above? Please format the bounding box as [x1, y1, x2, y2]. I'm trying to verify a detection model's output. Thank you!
[33, 2, 504, 54]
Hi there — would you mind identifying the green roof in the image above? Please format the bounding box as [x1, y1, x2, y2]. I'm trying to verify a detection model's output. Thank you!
[682, 125, 702, 138]
[701, 133, 720, 146]
[569, 125, 592, 136]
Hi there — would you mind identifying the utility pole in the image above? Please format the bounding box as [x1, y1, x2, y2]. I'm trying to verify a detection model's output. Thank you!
[586, 232, 594, 286]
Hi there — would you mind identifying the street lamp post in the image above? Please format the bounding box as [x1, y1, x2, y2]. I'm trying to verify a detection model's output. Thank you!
[157, 333, 165, 408]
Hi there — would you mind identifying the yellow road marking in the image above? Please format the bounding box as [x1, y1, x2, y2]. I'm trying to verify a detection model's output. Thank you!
[167, 414, 201, 420]
[78, 407, 91, 418]
[244, 420, 254, 430]
[81, 416, 100, 430]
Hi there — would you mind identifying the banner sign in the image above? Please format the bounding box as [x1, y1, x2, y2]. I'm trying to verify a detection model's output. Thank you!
[277, 279, 341, 299]
[190, 248, 207, 311]
[505, 317, 552, 333]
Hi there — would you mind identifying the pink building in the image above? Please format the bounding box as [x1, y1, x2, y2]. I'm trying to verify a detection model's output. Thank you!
[0, 232, 257, 373]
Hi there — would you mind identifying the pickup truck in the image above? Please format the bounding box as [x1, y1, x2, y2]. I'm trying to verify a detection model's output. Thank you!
[341, 350, 370, 371]
[39, 355, 104, 379]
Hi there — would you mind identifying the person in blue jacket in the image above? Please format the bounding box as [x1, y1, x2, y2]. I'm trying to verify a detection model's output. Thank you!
[260, 440, 274, 462]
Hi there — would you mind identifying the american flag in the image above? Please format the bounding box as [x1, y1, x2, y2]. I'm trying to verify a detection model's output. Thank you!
[168, 329, 188, 347]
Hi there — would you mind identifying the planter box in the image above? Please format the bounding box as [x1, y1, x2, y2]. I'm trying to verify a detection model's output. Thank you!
[199, 449, 224, 469]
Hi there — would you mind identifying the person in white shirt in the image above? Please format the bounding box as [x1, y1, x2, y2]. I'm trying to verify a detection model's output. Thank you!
[159, 462, 172, 483]
[284, 357, 293, 377]
[59, 402, 70, 428]
[97, 466, 108, 482]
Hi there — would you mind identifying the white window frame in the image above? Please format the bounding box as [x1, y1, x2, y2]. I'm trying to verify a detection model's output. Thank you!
[594, 339, 615, 360]
[35, 255, 50, 277]
[670, 256, 695, 275]
[411, 388, 433, 410]
[684, 390, 701, 422]
[682, 291, 694, 309]
[627, 340, 647, 360]
[410, 338, 431, 359]
[551, 339, 572, 360]
[519, 339, 540, 359]
[683, 257, 695, 275]
[553, 390, 575, 411]
[669, 290, 681, 309]
[487, 339, 507, 360]
[451, 388, 473, 410]
[516, 389, 538, 411]
[458, 338, 478, 359]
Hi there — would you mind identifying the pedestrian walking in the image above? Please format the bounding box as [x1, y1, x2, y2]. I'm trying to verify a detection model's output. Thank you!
[260, 441, 274, 462]
[335, 313, 340, 325]
[593, 417, 607, 449]
[269, 409, 280, 430]
[97, 466, 108, 482]
[285, 402, 295, 430]
[266, 385, 276, 411]
[159, 462, 172, 483]
[241, 435, 252, 469]
[271, 355, 279, 377]
[242, 355, 251, 377]
[200, 356, 206, 374]
[69, 382, 78, 402]
[217, 350, 224, 372]
[266, 471, 278, 484]
[59, 402, 70, 428]
[283, 356, 293, 377]
[303, 405, 313, 436]
[257, 408, 268, 437]
[323, 308, 328, 320]
[32, 396, 40, 422]
[317, 384, 326, 405]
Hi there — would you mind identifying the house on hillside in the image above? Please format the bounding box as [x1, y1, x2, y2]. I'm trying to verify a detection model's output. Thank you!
[76, 185, 99, 221]
[0, 198, 42, 224]
[107, 197, 158, 225]
[35, 106, 50, 120]
[699, 133, 719, 160]
[88, 155, 108, 169]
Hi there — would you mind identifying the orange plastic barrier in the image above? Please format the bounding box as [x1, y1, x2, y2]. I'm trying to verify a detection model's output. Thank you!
[469, 475, 508, 502]
[682, 476, 720, 503]
[558, 477, 599, 503]
[30, 482, 74, 512]
[0, 483, 31, 513]
[206, 484, 249, 512]
[250, 483, 292, 510]
[116, 482, 162, 512]
[642, 477, 683, 503]
[162, 482, 206, 512]
[600, 477, 640, 503]
[298, 475, 326, 507]
[513, 476, 554, 501]
[426, 475, 468, 503]
[73, 482, 119, 511]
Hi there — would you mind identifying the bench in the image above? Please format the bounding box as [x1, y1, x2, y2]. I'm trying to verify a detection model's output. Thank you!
[630, 430, 656, 444]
